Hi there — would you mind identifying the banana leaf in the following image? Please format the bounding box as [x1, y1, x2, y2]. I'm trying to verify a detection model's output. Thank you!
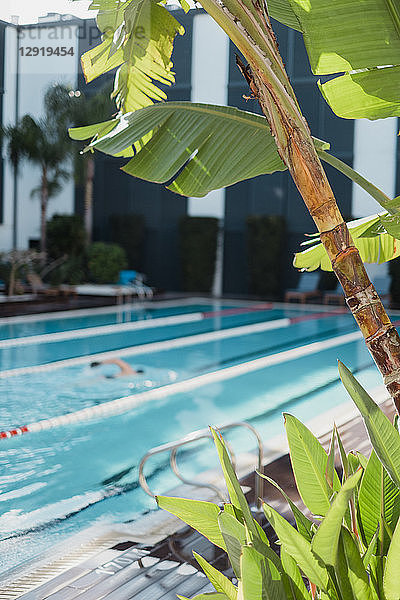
[270, 0, 400, 120]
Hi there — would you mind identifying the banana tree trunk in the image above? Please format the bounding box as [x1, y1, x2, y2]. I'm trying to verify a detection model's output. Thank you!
[200, 0, 400, 412]
[84, 156, 95, 244]
[40, 165, 48, 259]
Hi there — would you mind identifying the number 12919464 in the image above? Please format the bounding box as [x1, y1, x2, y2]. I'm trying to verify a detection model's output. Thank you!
[19, 47, 74, 57]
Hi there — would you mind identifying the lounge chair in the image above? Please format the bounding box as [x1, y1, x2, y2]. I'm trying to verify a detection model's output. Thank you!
[26, 272, 60, 297]
[118, 270, 153, 300]
[284, 272, 321, 303]
[323, 281, 345, 305]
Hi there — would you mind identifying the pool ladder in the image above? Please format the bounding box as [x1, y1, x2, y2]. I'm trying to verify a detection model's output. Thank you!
[138, 422, 264, 511]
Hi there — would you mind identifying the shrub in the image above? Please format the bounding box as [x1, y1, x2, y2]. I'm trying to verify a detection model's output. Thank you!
[49, 256, 86, 285]
[180, 217, 219, 292]
[87, 242, 127, 283]
[157, 363, 400, 599]
[246, 215, 286, 297]
[109, 214, 145, 269]
[47, 214, 86, 259]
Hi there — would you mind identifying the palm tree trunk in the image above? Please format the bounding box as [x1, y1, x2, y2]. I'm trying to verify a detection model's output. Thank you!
[84, 156, 95, 244]
[40, 165, 48, 257]
[201, 0, 400, 412]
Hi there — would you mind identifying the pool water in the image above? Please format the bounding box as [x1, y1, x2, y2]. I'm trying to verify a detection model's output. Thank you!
[0, 300, 388, 575]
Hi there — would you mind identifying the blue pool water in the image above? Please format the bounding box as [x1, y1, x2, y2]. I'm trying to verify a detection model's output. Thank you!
[0, 300, 389, 575]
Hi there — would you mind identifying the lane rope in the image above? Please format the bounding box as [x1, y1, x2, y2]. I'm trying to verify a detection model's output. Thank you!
[0, 317, 291, 378]
[0, 303, 274, 349]
[0, 329, 362, 439]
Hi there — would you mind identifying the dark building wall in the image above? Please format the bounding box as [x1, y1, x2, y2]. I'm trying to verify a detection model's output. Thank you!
[76, 12, 192, 290]
[223, 21, 354, 295]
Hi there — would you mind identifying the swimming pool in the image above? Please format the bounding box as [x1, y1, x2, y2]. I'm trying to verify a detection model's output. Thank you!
[0, 299, 390, 575]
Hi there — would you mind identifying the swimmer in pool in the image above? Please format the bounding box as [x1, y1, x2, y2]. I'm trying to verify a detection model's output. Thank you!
[90, 358, 144, 379]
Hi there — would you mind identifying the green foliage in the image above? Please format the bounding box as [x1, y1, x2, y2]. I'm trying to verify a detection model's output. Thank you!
[179, 217, 219, 293]
[109, 214, 145, 269]
[295, 214, 400, 271]
[79, 0, 185, 116]
[156, 366, 400, 600]
[46, 214, 87, 285]
[70, 103, 328, 198]
[87, 242, 127, 283]
[246, 216, 286, 298]
[47, 214, 86, 260]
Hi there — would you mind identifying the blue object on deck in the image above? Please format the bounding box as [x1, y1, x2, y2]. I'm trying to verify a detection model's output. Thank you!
[118, 270, 137, 285]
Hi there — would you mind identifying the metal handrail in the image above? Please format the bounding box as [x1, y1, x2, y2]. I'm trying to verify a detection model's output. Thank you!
[138, 421, 264, 510]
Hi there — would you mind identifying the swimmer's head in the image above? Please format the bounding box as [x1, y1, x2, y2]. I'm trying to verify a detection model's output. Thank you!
[136, 368, 144, 374]
[90, 361, 101, 368]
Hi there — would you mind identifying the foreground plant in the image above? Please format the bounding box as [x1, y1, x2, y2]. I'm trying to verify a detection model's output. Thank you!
[157, 363, 400, 599]
[71, 0, 400, 412]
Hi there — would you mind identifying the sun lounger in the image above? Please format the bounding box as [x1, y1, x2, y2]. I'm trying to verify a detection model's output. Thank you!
[284, 272, 321, 303]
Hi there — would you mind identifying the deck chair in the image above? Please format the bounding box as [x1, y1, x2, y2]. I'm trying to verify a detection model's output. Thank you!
[284, 272, 321, 303]
[118, 270, 153, 299]
[26, 272, 60, 297]
[323, 281, 345, 305]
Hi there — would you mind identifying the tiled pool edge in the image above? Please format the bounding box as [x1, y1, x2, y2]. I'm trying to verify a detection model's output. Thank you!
[0, 383, 389, 598]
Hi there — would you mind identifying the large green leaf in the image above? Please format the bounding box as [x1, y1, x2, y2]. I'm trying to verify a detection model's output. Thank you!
[339, 362, 400, 490]
[311, 469, 362, 565]
[294, 213, 400, 271]
[211, 429, 258, 538]
[80, 0, 184, 113]
[284, 413, 340, 517]
[358, 450, 400, 554]
[218, 511, 246, 579]
[71, 102, 334, 197]
[240, 545, 286, 600]
[340, 527, 373, 600]
[258, 473, 313, 541]
[280, 0, 400, 120]
[194, 552, 237, 600]
[263, 503, 330, 591]
[280, 548, 309, 600]
[384, 515, 400, 600]
[155, 496, 226, 550]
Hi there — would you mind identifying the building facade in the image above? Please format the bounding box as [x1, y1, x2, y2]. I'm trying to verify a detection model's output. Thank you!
[0, 11, 398, 292]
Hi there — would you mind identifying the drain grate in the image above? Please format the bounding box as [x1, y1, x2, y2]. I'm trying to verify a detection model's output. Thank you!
[0, 532, 132, 600]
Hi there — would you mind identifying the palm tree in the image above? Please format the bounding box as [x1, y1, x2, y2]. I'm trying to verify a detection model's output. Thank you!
[2, 89, 71, 256]
[46, 84, 114, 243]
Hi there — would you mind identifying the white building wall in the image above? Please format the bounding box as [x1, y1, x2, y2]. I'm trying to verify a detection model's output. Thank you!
[0, 25, 18, 250]
[352, 118, 399, 279]
[1, 22, 79, 250]
[189, 13, 230, 296]
[16, 23, 79, 248]
[188, 13, 229, 220]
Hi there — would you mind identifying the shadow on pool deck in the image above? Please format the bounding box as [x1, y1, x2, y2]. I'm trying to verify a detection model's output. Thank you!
[0, 396, 394, 600]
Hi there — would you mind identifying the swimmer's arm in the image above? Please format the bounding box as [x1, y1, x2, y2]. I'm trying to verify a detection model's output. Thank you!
[101, 358, 136, 375]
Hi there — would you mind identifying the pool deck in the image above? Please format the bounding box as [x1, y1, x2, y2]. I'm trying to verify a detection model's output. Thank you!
[0, 390, 394, 600]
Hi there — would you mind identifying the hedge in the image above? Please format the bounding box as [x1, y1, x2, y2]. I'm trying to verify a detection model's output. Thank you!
[246, 215, 286, 297]
[180, 217, 219, 292]
[109, 214, 145, 269]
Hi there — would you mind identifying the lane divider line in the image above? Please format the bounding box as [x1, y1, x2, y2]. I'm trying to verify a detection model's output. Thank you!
[0, 297, 255, 325]
[0, 330, 362, 439]
[0, 313, 204, 349]
[0, 303, 275, 349]
[0, 318, 291, 378]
